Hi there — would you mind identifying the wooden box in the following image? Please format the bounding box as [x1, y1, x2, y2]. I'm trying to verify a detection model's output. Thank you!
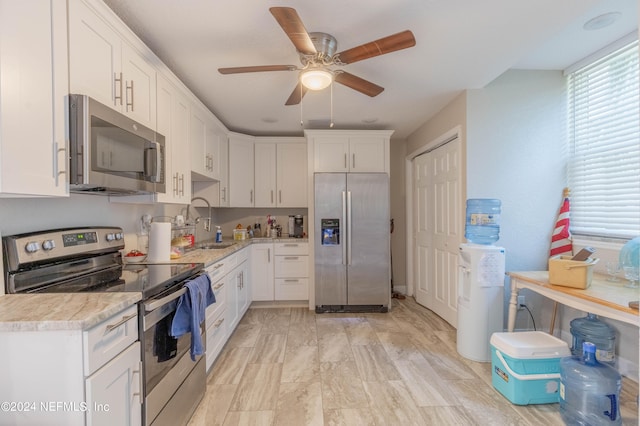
[548, 256, 598, 289]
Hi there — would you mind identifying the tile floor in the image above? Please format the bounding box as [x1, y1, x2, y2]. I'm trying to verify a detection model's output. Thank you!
[188, 297, 639, 425]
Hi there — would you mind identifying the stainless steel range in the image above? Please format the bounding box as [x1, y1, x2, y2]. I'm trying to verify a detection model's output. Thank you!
[3, 226, 206, 426]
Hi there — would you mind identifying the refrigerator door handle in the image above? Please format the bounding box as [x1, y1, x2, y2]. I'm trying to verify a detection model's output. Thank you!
[347, 190, 352, 265]
[342, 190, 347, 265]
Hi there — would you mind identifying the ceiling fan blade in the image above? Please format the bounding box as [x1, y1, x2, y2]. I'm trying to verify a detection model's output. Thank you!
[218, 65, 297, 74]
[269, 7, 316, 55]
[285, 82, 308, 106]
[335, 30, 416, 64]
[334, 72, 384, 97]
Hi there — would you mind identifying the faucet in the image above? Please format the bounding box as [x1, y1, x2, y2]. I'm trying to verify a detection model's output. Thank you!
[187, 197, 212, 232]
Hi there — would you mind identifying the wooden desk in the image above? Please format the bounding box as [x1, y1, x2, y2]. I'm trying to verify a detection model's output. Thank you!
[507, 271, 639, 332]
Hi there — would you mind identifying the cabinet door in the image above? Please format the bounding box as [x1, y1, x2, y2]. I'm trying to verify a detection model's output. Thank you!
[68, 0, 121, 109]
[205, 122, 220, 180]
[0, 0, 68, 196]
[85, 342, 141, 426]
[121, 43, 156, 129]
[190, 104, 209, 178]
[349, 137, 387, 172]
[250, 244, 274, 301]
[277, 143, 307, 207]
[238, 261, 250, 315]
[254, 143, 277, 207]
[228, 136, 255, 207]
[218, 133, 230, 207]
[156, 74, 190, 203]
[313, 137, 349, 172]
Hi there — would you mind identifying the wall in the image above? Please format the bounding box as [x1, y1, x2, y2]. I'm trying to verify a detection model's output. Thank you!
[389, 139, 407, 291]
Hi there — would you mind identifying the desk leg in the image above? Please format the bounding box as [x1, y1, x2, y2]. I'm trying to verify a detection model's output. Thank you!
[508, 283, 519, 332]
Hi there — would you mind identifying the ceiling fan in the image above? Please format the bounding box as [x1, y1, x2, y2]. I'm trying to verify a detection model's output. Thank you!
[218, 7, 416, 106]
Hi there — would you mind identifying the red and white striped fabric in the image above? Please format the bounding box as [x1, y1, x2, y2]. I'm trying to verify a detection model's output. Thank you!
[550, 196, 573, 257]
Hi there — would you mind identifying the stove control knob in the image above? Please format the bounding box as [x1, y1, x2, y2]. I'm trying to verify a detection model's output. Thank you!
[115, 232, 124, 240]
[25, 241, 41, 253]
[105, 233, 116, 242]
[42, 239, 56, 251]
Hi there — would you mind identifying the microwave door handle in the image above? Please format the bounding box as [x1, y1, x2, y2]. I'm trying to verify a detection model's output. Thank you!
[144, 141, 161, 182]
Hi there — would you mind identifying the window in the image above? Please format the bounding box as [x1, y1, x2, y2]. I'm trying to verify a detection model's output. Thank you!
[567, 38, 640, 239]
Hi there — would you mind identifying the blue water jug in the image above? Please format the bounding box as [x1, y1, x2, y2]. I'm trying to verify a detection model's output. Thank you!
[464, 199, 501, 244]
[570, 313, 616, 366]
[560, 342, 622, 426]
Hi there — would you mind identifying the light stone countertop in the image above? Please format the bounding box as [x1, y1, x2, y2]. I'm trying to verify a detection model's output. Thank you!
[167, 237, 308, 267]
[0, 292, 141, 332]
[0, 237, 307, 332]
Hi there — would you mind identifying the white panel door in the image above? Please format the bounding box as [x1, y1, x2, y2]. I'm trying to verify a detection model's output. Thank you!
[413, 137, 461, 327]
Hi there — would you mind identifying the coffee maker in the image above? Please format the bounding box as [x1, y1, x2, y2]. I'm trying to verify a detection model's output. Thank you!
[293, 215, 304, 238]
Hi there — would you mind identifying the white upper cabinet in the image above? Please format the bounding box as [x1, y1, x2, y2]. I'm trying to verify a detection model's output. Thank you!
[228, 133, 255, 207]
[0, 0, 69, 197]
[277, 142, 308, 207]
[254, 138, 307, 208]
[307, 130, 393, 173]
[68, 0, 156, 129]
[254, 143, 277, 207]
[156, 73, 191, 204]
[190, 102, 222, 181]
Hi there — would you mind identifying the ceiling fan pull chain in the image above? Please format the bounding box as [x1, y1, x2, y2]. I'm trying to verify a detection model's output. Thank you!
[330, 81, 334, 128]
[300, 83, 304, 127]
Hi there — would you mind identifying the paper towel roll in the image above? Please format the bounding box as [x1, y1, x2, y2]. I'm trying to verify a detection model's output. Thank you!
[148, 222, 171, 262]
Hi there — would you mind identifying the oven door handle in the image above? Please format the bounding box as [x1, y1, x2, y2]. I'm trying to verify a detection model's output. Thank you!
[144, 287, 187, 312]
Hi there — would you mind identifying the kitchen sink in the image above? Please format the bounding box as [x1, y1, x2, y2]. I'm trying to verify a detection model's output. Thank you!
[198, 243, 235, 250]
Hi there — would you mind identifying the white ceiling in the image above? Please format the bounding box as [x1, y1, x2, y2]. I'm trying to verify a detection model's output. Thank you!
[103, 0, 637, 140]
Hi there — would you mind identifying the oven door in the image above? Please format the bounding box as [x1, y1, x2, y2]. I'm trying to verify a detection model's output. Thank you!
[142, 286, 205, 426]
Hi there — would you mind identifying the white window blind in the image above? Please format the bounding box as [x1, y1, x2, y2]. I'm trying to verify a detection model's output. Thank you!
[567, 40, 640, 239]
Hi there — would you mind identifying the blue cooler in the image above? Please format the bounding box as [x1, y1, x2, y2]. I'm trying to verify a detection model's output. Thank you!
[490, 331, 571, 405]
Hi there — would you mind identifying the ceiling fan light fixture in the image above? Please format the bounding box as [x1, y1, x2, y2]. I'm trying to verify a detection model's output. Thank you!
[301, 69, 333, 90]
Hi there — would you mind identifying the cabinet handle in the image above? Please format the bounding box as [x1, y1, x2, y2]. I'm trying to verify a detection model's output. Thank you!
[179, 173, 185, 196]
[126, 80, 134, 112]
[172, 173, 178, 196]
[284, 256, 299, 260]
[221, 187, 226, 202]
[133, 361, 143, 403]
[214, 318, 225, 328]
[105, 312, 136, 333]
[283, 244, 298, 247]
[344, 153, 347, 169]
[352, 153, 355, 169]
[271, 190, 274, 204]
[279, 190, 282, 204]
[53, 143, 66, 186]
[213, 282, 224, 290]
[283, 279, 300, 283]
[250, 190, 253, 203]
[114, 72, 123, 105]
[213, 263, 224, 269]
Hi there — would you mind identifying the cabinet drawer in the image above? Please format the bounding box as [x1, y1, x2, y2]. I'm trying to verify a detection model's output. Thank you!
[84, 305, 138, 376]
[206, 276, 228, 323]
[205, 309, 227, 369]
[274, 242, 308, 255]
[274, 255, 309, 278]
[206, 253, 237, 281]
[236, 246, 249, 264]
[275, 278, 309, 300]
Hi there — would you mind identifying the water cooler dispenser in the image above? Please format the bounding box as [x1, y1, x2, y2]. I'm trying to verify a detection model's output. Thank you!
[457, 243, 506, 361]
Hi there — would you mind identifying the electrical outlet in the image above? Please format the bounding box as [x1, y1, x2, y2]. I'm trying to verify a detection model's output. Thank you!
[517, 295, 526, 309]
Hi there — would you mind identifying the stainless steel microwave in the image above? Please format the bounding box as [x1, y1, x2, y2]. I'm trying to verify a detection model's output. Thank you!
[68, 94, 165, 195]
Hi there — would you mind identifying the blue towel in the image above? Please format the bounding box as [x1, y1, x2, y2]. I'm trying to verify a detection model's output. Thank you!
[171, 274, 215, 361]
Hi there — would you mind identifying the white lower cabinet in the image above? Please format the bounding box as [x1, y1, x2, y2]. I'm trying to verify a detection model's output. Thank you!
[0, 304, 141, 426]
[204, 253, 235, 371]
[226, 248, 250, 332]
[251, 243, 274, 301]
[274, 242, 309, 300]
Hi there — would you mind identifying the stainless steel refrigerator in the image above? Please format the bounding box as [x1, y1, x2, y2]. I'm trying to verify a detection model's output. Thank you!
[314, 173, 390, 312]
